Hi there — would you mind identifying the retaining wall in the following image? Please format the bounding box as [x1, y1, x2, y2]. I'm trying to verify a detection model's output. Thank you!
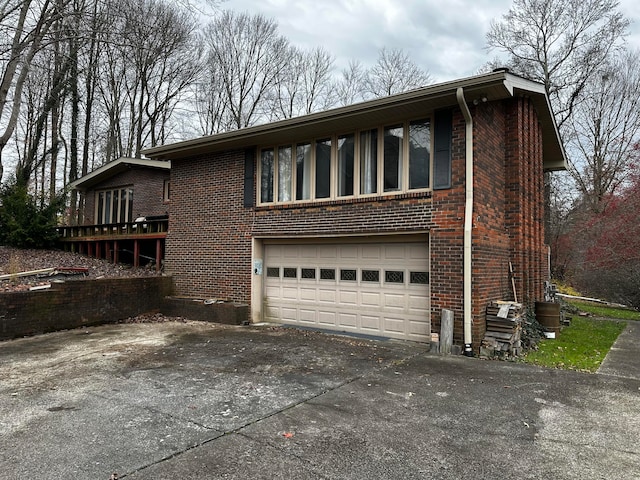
[0, 277, 173, 340]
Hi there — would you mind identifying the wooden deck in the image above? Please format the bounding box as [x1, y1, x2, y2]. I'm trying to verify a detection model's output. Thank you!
[57, 218, 168, 271]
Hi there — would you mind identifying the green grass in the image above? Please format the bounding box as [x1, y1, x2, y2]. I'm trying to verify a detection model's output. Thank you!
[524, 317, 626, 372]
[567, 300, 640, 321]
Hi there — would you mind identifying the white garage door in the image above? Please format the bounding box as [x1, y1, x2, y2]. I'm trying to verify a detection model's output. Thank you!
[263, 241, 430, 341]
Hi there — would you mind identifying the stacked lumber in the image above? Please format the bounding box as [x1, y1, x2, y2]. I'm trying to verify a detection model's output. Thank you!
[481, 301, 524, 357]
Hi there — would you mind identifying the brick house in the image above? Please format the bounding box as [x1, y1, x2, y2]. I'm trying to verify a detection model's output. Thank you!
[61, 157, 171, 269]
[143, 70, 566, 352]
[69, 157, 171, 225]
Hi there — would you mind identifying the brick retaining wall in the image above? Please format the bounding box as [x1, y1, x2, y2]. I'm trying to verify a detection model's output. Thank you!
[0, 277, 173, 340]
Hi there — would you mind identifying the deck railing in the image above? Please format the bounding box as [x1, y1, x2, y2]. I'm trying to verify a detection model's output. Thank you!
[57, 217, 168, 240]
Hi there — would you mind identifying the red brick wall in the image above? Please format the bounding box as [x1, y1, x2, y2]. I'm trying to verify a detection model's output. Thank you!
[82, 167, 169, 224]
[505, 97, 546, 307]
[166, 151, 253, 302]
[0, 277, 173, 340]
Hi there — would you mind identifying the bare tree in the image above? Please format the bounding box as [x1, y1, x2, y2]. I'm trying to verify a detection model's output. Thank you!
[272, 46, 335, 120]
[567, 49, 640, 212]
[366, 47, 432, 98]
[95, 0, 200, 161]
[334, 60, 367, 106]
[486, 0, 628, 131]
[0, 0, 68, 183]
[202, 11, 289, 130]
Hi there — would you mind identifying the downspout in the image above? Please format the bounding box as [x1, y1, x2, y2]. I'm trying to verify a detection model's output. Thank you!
[456, 87, 474, 356]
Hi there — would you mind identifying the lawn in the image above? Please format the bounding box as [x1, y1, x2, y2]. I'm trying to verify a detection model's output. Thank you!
[524, 316, 626, 372]
[567, 299, 640, 321]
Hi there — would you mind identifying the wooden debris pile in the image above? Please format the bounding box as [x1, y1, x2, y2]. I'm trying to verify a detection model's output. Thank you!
[480, 301, 524, 358]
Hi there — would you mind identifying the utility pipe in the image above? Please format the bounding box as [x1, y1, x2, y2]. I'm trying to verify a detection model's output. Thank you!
[456, 87, 474, 356]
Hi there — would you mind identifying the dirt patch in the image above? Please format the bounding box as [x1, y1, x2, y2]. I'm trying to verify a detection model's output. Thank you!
[0, 246, 161, 292]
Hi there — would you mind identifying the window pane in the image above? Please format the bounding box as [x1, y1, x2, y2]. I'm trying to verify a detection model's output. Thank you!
[127, 189, 133, 223]
[385, 270, 404, 283]
[97, 191, 104, 224]
[296, 143, 312, 200]
[119, 189, 127, 223]
[340, 269, 356, 281]
[278, 145, 292, 202]
[260, 149, 274, 203]
[360, 129, 377, 194]
[410, 271, 430, 284]
[266, 267, 280, 277]
[409, 119, 430, 189]
[105, 191, 112, 223]
[283, 267, 297, 278]
[315, 138, 331, 198]
[301, 268, 316, 279]
[384, 125, 403, 192]
[320, 268, 336, 280]
[362, 269, 380, 282]
[338, 134, 354, 197]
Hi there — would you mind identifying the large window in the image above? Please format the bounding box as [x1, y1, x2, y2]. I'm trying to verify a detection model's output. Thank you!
[383, 125, 403, 192]
[315, 138, 332, 199]
[338, 134, 354, 197]
[95, 187, 133, 224]
[258, 118, 431, 205]
[409, 119, 430, 189]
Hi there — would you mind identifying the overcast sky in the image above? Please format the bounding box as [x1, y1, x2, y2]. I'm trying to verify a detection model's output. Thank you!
[211, 0, 640, 83]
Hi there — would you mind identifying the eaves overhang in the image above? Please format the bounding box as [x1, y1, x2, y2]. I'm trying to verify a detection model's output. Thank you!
[68, 157, 171, 192]
[142, 70, 566, 171]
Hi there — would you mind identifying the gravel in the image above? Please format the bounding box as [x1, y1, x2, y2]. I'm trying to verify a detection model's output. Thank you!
[0, 246, 162, 293]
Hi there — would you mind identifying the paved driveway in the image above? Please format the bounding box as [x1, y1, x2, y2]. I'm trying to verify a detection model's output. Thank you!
[1, 321, 639, 479]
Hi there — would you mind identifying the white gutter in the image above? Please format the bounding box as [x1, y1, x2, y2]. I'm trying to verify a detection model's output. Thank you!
[456, 87, 474, 356]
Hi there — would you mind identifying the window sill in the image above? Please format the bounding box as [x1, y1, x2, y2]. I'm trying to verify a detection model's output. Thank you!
[255, 190, 432, 211]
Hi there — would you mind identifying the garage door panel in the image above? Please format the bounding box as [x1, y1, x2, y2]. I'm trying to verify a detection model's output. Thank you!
[361, 314, 381, 330]
[282, 287, 298, 300]
[281, 307, 298, 322]
[338, 312, 357, 328]
[318, 288, 337, 303]
[384, 293, 406, 309]
[299, 309, 316, 323]
[409, 320, 430, 335]
[339, 290, 358, 305]
[299, 287, 316, 301]
[361, 245, 382, 259]
[318, 311, 337, 326]
[264, 241, 430, 341]
[360, 292, 381, 307]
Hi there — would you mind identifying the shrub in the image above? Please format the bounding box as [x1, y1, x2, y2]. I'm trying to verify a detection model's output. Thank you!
[0, 180, 64, 249]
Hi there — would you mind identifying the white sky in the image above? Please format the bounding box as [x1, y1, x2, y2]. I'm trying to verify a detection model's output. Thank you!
[211, 0, 640, 83]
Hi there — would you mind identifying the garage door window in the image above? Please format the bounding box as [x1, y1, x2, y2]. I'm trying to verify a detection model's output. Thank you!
[340, 269, 356, 281]
[283, 267, 297, 278]
[320, 268, 336, 280]
[410, 271, 430, 284]
[385, 270, 404, 284]
[301, 268, 316, 279]
[362, 270, 380, 282]
[267, 267, 280, 278]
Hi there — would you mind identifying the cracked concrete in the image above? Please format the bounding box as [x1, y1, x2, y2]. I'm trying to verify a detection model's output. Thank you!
[1, 321, 639, 479]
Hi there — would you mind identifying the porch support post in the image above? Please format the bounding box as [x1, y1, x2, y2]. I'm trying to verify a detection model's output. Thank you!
[133, 240, 140, 268]
[155, 239, 162, 272]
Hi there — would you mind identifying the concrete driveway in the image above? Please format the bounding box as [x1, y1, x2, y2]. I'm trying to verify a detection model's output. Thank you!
[1, 321, 639, 479]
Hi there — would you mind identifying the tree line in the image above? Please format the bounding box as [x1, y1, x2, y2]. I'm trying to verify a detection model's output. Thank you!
[0, 0, 430, 205]
[486, 0, 640, 307]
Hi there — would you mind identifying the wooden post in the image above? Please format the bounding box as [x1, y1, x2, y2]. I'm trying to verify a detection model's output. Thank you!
[113, 240, 119, 264]
[133, 240, 140, 268]
[440, 309, 454, 355]
[155, 239, 162, 272]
